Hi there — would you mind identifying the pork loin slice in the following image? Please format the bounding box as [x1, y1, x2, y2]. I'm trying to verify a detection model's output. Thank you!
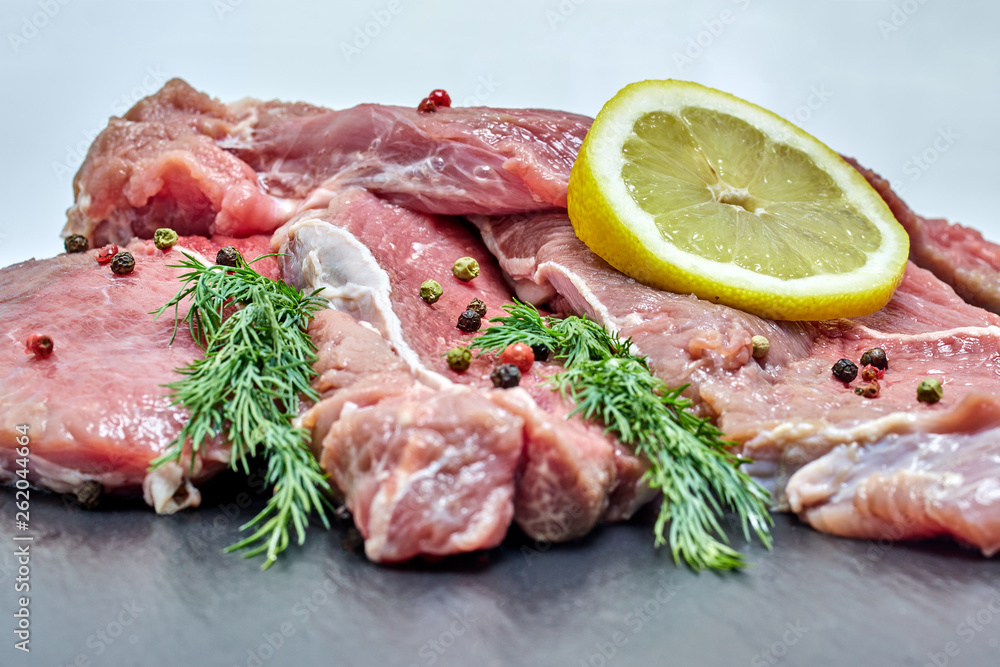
[64, 79, 590, 248]
[472, 211, 1000, 555]
[0, 246, 231, 512]
[279, 188, 654, 543]
[301, 310, 523, 562]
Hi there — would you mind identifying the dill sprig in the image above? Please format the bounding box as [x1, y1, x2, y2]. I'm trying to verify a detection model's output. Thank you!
[150, 251, 334, 570]
[471, 300, 772, 571]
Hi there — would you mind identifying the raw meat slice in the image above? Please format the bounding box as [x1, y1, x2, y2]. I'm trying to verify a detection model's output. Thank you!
[848, 157, 1000, 314]
[0, 246, 230, 513]
[277, 188, 655, 542]
[63, 79, 590, 248]
[472, 210, 1000, 554]
[301, 310, 523, 562]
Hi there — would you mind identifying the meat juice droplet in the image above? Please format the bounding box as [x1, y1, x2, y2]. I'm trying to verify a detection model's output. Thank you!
[430, 156, 445, 172]
[473, 165, 491, 180]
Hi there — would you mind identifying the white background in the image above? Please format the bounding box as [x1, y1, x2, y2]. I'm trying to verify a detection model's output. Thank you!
[1, 0, 997, 268]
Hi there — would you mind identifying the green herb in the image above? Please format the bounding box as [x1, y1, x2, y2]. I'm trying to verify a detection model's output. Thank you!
[470, 300, 772, 571]
[150, 251, 333, 570]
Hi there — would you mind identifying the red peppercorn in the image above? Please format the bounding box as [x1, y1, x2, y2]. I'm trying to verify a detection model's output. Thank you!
[25, 334, 53, 358]
[428, 89, 451, 108]
[96, 244, 118, 265]
[417, 97, 437, 113]
[860, 364, 884, 382]
[500, 342, 534, 373]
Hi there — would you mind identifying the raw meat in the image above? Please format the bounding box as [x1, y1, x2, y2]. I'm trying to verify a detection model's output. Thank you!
[64, 79, 589, 248]
[278, 188, 655, 547]
[472, 210, 1000, 555]
[301, 310, 523, 562]
[0, 247, 224, 512]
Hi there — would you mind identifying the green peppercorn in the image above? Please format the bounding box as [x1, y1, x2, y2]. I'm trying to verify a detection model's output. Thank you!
[110, 251, 135, 275]
[751, 335, 770, 359]
[457, 309, 482, 333]
[446, 347, 472, 372]
[452, 256, 480, 282]
[216, 246, 240, 267]
[917, 378, 943, 404]
[420, 279, 443, 304]
[490, 363, 521, 388]
[832, 358, 858, 383]
[466, 298, 487, 318]
[64, 235, 89, 254]
[154, 228, 178, 250]
[860, 347, 888, 371]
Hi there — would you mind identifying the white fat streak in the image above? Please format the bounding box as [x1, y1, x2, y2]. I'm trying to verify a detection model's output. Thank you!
[534, 260, 643, 357]
[746, 411, 924, 453]
[282, 216, 453, 390]
[847, 323, 1000, 342]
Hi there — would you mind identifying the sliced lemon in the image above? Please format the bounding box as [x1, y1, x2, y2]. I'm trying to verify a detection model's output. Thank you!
[567, 79, 909, 321]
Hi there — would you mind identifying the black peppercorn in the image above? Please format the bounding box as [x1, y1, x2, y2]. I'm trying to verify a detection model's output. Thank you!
[832, 358, 858, 383]
[530, 343, 551, 362]
[456, 309, 482, 333]
[466, 298, 487, 318]
[216, 246, 241, 267]
[490, 363, 521, 388]
[75, 480, 103, 510]
[110, 251, 135, 275]
[860, 347, 888, 371]
[64, 235, 89, 253]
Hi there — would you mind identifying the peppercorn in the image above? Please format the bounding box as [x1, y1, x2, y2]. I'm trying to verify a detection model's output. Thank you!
[420, 279, 443, 304]
[216, 246, 240, 267]
[500, 342, 535, 373]
[96, 244, 118, 265]
[530, 343, 551, 362]
[452, 256, 480, 282]
[491, 363, 521, 388]
[25, 334, 53, 358]
[446, 347, 472, 372]
[154, 228, 178, 250]
[64, 235, 88, 253]
[417, 97, 437, 113]
[466, 298, 487, 318]
[110, 251, 135, 275]
[457, 309, 482, 333]
[860, 347, 888, 371]
[751, 335, 770, 359]
[832, 358, 858, 383]
[863, 364, 886, 382]
[428, 89, 452, 108]
[854, 381, 880, 398]
[75, 481, 103, 510]
[917, 378, 943, 404]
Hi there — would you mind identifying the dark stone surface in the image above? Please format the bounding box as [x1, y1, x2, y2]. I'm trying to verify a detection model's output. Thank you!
[2, 473, 999, 667]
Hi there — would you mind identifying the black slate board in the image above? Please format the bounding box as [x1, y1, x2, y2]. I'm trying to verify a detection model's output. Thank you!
[3, 472, 999, 667]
